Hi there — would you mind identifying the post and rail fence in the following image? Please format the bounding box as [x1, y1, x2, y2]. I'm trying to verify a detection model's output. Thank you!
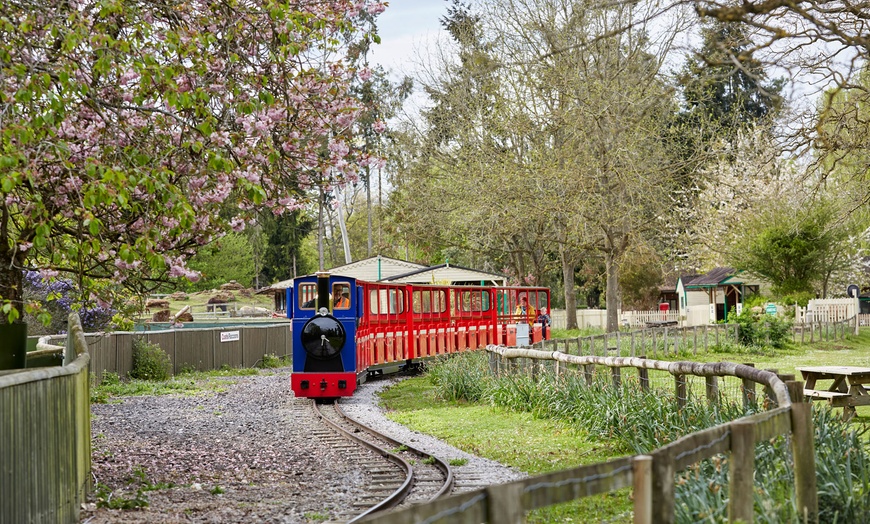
[360, 345, 818, 524]
[535, 323, 740, 359]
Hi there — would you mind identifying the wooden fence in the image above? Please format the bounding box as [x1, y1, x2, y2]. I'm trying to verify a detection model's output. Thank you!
[360, 346, 817, 524]
[0, 314, 91, 524]
[40, 323, 291, 382]
[535, 323, 739, 359]
[792, 316, 858, 344]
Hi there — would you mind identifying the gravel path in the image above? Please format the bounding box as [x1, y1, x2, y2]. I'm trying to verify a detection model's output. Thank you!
[82, 370, 524, 523]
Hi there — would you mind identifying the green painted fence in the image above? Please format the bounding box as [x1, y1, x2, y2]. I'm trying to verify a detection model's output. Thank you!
[0, 314, 91, 524]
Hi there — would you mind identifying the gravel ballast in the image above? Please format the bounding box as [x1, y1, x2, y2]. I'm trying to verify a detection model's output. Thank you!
[82, 370, 524, 523]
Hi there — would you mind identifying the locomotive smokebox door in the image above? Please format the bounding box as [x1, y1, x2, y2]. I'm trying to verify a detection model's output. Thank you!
[301, 315, 346, 372]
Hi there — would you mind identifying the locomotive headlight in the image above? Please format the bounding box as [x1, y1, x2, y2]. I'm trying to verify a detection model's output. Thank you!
[300, 315, 346, 360]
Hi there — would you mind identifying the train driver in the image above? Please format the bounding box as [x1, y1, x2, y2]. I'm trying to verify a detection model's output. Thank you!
[515, 295, 536, 324]
[334, 290, 350, 309]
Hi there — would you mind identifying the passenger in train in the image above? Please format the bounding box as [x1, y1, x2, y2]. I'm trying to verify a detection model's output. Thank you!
[536, 307, 551, 338]
[515, 295, 536, 324]
[335, 290, 350, 308]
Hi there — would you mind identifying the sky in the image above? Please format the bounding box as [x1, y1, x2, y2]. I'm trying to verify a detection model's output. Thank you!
[368, 2, 448, 77]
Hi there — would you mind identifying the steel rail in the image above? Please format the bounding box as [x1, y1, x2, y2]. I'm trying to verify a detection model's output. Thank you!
[312, 400, 415, 522]
[335, 400, 455, 501]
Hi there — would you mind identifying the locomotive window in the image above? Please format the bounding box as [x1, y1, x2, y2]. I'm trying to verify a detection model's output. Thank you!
[298, 283, 317, 309]
[333, 283, 351, 310]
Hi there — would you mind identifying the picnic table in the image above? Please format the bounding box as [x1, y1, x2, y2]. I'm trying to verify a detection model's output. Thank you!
[798, 365, 870, 417]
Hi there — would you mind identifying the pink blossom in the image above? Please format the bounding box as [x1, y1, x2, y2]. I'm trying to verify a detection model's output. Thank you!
[372, 120, 386, 133]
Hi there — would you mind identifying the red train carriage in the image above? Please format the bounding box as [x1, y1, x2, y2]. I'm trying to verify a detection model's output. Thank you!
[289, 272, 550, 399]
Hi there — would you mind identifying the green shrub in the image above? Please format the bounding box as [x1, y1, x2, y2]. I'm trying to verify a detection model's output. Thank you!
[261, 353, 289, 368]
[732, 306, 793, 348]
[427, 352, 491, 402]
[130, 338, 171, 381]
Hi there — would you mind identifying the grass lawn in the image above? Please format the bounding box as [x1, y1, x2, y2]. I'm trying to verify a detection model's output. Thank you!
[377, 327, 870, 522]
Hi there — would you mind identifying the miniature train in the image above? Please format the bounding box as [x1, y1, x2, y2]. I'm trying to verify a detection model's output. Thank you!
[288, 272, 550, 398]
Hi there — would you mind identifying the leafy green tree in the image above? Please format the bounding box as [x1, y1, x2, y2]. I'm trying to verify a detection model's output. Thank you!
[185, 233, 256, 291]
[729, 202, 859, 296]
[677, 20, 784, 146]
[260, 212, 314, 284]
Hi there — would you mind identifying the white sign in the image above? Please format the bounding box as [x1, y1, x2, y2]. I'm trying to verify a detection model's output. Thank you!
[220, 331, 240, 343]
[709, 304, 716, 322]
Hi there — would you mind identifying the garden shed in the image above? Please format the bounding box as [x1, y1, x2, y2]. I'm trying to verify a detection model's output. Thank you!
[677, 268, 764, 323]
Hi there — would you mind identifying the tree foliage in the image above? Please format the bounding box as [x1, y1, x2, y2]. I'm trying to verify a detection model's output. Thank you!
[730, 202, 858, 296]
[0, 0, 386, 324]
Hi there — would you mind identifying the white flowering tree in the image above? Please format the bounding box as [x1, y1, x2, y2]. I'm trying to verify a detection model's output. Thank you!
[0, 0, 387, 328]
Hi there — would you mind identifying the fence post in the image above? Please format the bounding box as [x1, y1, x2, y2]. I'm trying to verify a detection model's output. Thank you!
[612, 367, 622, 391]
[786, 380, 818, 524]
[704, 324, 709, 353]
[742, 363, 756, 410]
[631, 332, 636, 357]
[675, 374, 686, 409]
[634, 455, 653, 524]
[638, 358, 650, 392]
[663, 328, 669, 356]
[651, 447, 675, 524]
[486, 482, 524, 524]
[728, 420, 756, 523]
[693, 326, 698, 356]
[584, 364, 594, 386]
[705, 376, 719, 406]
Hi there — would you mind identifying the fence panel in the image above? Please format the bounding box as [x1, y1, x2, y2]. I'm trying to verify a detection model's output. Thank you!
[0, 315, 91, 524]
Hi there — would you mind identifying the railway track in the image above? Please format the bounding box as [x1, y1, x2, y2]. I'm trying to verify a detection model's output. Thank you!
[312, 399, 454, 523]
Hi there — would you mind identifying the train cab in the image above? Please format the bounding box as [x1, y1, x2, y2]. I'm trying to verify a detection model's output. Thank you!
[288, 272, 359, 398]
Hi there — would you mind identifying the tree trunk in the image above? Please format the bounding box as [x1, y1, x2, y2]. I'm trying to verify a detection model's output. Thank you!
[604, 248, 620, 333]
[560, 247, 577, 329]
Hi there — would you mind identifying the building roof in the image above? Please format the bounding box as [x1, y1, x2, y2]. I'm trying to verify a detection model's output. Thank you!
[257, 255, 429, 294]
[329, 255, 427, 281]
[686, 267, 736, 287]
[382, 263, 507, 285]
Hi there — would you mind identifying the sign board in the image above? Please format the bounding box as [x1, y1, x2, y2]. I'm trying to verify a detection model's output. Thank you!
[709, 304, 716, 322]
[736, 303, 743, 316]
[220, 331, 240, 343]
[847, 284, 860, 298]
[765, 303, 777, 316]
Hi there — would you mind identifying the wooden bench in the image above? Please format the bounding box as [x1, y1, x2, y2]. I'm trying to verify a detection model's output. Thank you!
[804, 389, 855, 410]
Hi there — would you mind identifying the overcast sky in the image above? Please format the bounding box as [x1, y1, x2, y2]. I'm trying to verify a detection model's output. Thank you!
[368, 1, 448, 77]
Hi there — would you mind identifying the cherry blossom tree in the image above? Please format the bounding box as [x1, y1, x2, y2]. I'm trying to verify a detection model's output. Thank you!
[0, 0, 386, 325]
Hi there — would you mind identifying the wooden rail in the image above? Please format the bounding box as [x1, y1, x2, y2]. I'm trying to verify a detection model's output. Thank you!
[0, 314, 91, 524]
[359, 346, 818, 524]
[536, 324, 739, 359]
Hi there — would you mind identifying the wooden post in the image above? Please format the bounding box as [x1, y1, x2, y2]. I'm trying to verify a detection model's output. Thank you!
[693, 326, 698, 356]
[786, 380, 818, 524]
[652, 330, 657, 359]
[634, 455, 653, 524]
[663, 328, 669, 356]
[706, 376, 719, 406]
[729, 420, 756, 523]
[715, 323, 720, 346]
[631, 332, 636, 357]
[486, 482, 524, 524]
[584, 364, 594, 386]
[675, 374, 686, 409]
[763, 368, 778, 408]
[651, 447, 675, 524]
[704, 324, 709, 353]
[742, 363, 756, 410]
[639, 357, 649, 392]
[612, 366, 622, 391]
